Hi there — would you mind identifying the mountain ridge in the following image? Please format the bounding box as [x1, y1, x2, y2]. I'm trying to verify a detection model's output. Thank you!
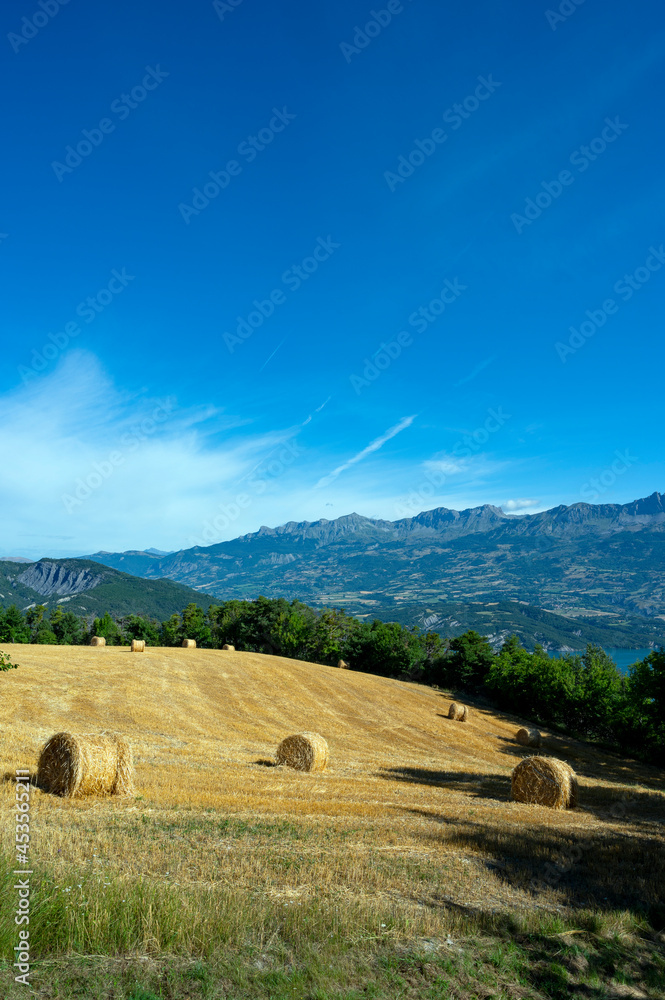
[0, 558, 214, 620]
[213, 492, 665, 548]
[86, 491, 665, 567]
[78, 492, 665, 648]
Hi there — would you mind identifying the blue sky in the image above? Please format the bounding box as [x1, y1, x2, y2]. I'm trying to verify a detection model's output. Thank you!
[1, 0, 663, 558]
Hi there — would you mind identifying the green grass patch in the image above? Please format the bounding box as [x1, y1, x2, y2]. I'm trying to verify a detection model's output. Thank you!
[2, 848, 664, 999]
[2, 897, 664, 997]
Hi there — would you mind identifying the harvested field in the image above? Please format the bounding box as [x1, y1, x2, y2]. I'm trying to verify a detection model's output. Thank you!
[1, 646, 664, 997]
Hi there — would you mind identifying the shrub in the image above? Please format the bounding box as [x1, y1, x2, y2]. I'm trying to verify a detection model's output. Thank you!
[0, 649, 19, 671]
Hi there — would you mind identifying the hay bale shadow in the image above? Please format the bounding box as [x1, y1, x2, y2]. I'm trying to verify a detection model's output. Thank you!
[405, 809, 665, 914]
[576, 783, 665, 827]
[253, 759, 277, 767]
[496, 735, 547, 756]
[377, 766, 510, 802]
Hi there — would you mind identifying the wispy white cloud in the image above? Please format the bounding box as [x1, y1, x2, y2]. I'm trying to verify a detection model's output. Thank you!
[502, 497, 540, 513]
[315, 415, 417, 489]
[423, 456, 466, 476]
[0, 354, 589, 557]
[0, 352, 318, 557]
[423, 452, 510, 483]
[2, 356, 427, 557]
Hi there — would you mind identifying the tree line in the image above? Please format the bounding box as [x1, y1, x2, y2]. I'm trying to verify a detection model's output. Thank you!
[1, 597, 662, 764]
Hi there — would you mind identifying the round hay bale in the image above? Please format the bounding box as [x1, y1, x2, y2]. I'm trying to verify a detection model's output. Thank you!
[90, 636, 106, 647]
[131, 639, 145, 652]
[222, 643, 235, 651]
[276, 732, 329, 772]
[448, 702, 468, 721]
[337, 659, 349, 669]
[37, 732, 134, 798]
[516, 726, 541, 748]
[511, 756, 578, 810]
[182, 638, 196, 648]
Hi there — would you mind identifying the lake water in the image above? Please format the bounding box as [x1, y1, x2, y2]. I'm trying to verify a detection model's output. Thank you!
[551, 647, 657, 674]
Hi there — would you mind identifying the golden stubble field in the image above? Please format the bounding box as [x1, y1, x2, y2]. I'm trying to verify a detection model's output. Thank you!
[1, 644, 664, 952]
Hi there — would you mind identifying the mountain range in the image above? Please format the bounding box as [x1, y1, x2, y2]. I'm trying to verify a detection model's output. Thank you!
[5, 493, 663, 649]
[77, 491, 665, 650]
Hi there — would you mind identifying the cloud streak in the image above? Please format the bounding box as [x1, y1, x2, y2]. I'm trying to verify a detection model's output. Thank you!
[315, 415, 417, 489]
[258, 339, 286, 372]
[454, 355, 495, 387]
